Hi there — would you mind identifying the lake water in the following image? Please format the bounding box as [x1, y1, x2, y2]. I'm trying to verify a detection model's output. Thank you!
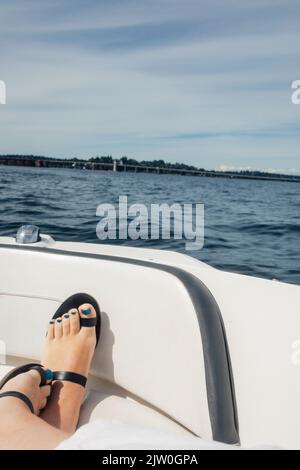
[0, 166, 299, 285]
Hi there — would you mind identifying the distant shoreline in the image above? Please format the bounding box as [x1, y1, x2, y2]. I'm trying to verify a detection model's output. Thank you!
[0, 154, 299, 183]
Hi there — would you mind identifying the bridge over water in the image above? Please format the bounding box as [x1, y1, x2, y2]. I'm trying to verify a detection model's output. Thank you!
[0, 156, 299, 183]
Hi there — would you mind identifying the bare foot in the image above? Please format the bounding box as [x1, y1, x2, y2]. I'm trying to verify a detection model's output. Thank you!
[0, 369, 51, 416]
[40, 304, 97, 433]
[0, 371, 68, 450]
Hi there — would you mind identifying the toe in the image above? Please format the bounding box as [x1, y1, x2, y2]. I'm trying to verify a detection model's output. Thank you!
[39, 397, 48, 411]
[55, 318, 63, 338]
[28, 369, 43, 385]
[28, 368, 53, 386]
[70, 308, 80, 335]
[78, 303, 97, 342]
[62, 314, 70, 336]
[41, 384, 51, 398]
[79, 303, 97, 319]
[47, 320, 55, 340]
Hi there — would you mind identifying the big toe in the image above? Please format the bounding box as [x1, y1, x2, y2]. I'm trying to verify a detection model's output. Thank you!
[79, 303, 97, 319]
[78, 303, 97, 341]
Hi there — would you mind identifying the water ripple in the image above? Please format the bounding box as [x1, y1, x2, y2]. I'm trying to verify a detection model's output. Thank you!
[0, 166, 299, 285]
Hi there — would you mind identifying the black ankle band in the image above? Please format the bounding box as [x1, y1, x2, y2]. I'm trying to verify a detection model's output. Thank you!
[52, 371, 87, 388]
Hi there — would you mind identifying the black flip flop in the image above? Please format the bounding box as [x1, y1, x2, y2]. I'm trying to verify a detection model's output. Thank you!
[0, 363, 51, 414]
[51, 293, 101, 389]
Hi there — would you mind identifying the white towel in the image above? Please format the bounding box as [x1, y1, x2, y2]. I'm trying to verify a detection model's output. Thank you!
[56, 419, 277, 450]
[56, 419, 235, 450]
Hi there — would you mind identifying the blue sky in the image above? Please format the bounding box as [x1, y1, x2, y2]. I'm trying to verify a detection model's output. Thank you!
[0, 0, 300, 172]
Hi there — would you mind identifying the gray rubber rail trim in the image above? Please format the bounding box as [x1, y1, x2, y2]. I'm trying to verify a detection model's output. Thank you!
[0, 244, 239, 444]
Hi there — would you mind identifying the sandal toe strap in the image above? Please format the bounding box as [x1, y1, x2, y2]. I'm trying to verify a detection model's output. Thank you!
[80, 317, 97, 328]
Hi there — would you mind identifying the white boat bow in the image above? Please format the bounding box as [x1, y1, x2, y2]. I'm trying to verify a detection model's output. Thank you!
[0, 230, 299, 449]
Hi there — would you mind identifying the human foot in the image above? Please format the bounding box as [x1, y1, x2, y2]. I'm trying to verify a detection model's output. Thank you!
[40, 304, 97, 433]
[0, 368, 51, 416]
[0, 370, 70, 450]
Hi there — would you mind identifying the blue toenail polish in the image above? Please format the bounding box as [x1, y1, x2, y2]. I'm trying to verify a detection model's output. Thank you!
[64, 314, 69, 319]
[57, 319, 62, 324]
[82, 308, 91, 316]
[45, 369, 53, 380]
[49, 320, 54, 324]
[71, 311, 77, 315]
